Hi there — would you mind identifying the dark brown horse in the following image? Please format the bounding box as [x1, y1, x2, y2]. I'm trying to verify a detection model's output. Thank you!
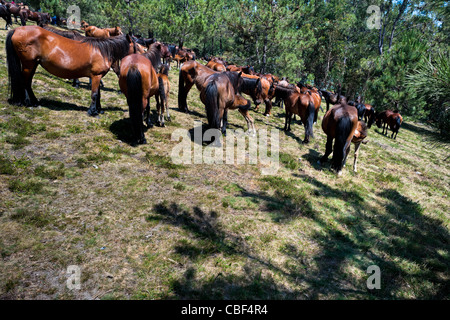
[200, 71, 254, 136]
[318, 104, 368, 175]
[27, 10, 51, 26]
[118, 44, 162, 145]
[376, 110, 403, 139]
[320, 89, 345, 112]
[6, 25, 133, 116]
[273, 86, 316, 144]
[5, 2, 27, 26]
[365, 104, 376, 128]
[178, 60, 263, 115]
[0, 3, 12, 29]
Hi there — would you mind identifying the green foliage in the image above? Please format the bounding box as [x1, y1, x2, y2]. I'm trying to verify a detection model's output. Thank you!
[31, 0, 448, 132]
[406, 52, 450, 136]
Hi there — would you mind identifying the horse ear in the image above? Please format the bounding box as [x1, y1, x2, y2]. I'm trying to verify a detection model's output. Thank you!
[238, 71, 242, 78]
[126, 33, 132, 43]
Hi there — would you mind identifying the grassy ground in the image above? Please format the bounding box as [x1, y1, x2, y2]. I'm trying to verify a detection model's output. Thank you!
[0, 25, 448, 300]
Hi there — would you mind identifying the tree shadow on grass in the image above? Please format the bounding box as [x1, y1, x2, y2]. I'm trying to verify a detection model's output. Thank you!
[291, 175, 449, 299]
[148, 176, 449, 299]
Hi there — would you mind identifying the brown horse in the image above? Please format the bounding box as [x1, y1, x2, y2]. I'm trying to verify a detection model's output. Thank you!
[364, 104, 376, 127]
[376, 110, 403, 139]
[242, 73, 274, 116]
[318, 104, 368, 175]
[206, 60, 226, 72]
[155, 64, 171, 127]
[273, 86, 316, 144]
[105, 26, 123, 36]
[0, 3, 12, 29]
[118, 44, 162, 145]
[5, 2, 27, 26]
[6, 25, 133, 116]
[298, 83, 323, 123]
[178, 60, 263, 115]
[85, 25, 121, 38]
[320, 89, 345, 112]
[200, 71, 254, 136]
[27, 10, 50, 26]
[81, 20, 89, 30]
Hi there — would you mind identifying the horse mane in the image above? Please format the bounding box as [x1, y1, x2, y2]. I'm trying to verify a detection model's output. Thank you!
[241, 77, 262, 95]
[42, 25, 84, 40]
[81, 34, 130, 63]
[275, 85, 294, 99]
[223, 71, 243, 94]
[142, 42, 162, 69]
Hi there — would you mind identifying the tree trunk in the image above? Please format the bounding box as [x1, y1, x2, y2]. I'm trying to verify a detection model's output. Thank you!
[261, 31, 268, 74]
[389, 0, 409, 50]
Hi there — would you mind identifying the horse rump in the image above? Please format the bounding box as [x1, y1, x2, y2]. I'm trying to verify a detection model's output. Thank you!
[332, 116, 353, 173]
[126, 67, 146, 145]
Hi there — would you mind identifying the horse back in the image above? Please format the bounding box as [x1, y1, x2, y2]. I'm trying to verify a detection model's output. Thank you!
[120, 54, 158, 98]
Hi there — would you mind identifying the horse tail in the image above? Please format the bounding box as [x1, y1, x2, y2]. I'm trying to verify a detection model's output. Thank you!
[6, 29, 25, 105]
[332, 116, 353, 173]
[126, 67, 145, 144]
[305, 101, 316, 138]
[204, 81, 221, 130]
[178, 68, 187, 111]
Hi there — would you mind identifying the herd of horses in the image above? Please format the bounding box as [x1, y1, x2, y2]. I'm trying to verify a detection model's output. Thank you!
[2, 3, 404, 175]
[0, 1, 50, 28]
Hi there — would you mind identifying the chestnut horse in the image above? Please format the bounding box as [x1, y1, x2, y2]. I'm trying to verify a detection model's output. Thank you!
[206, 60, 226, 72]
[376, 110, 403, 139]
[298, 83, 323, 123]
[118, 44, 162, 145]
[242, 73, 274, 116]
[85, 26, 122, 38]
[155, 64, 171, 127]
[6, 25, 133, 116]
[273, 86, 316, 144]
[318, 104, 368, 175]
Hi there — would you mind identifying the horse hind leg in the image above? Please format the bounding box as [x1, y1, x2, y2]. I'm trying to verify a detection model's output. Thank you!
[319, 135, 333, 166]
[353, 142, 362, 173]
[88, 76, 102, 116]
[145, 98, 153, 128]
[22, 65, 39, 106]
